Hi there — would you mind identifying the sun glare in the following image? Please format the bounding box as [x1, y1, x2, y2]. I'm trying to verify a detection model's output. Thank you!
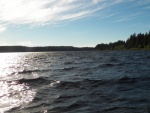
[0, 81, 36, 112]
[0, 53, 36, 112]
[0, 53, 26, 79]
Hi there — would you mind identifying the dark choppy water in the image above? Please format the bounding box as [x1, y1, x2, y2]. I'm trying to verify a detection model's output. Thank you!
[0, 51, 150, 113]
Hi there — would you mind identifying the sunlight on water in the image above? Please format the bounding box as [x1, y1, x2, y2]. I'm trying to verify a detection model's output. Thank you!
[0, 53, 36, 112]
[0, 81, 36, 113]
[0, 53, 23, 78]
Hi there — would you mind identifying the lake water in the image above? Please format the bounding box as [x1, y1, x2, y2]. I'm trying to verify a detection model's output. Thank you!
[0, 51, 150, 113]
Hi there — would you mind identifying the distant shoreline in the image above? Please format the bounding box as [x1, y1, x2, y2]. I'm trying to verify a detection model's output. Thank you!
[1, 31, 150, 52]
[0, 46, 150, 53]
[0, 45, 150, 53]
[0, 46, 94, 52]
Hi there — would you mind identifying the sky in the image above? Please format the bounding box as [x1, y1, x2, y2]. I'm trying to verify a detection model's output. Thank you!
[0, 0, 150, 47]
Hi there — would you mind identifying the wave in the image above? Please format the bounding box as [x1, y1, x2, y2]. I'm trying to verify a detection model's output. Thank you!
[54, 76, 150, 89]
[48, 100, 87, 113]
[117, 76, 137, 84]
[6, 76, 150, 113]
[79, 67, 92, 71]
[63, 61, 74, 65]
[56, 81, 81, 89]
[95, 63, 124, 68]
[108, 57, 119, 62]
[18, 77, 62, 88]
[17, 69, 51, 74]
[18, 77, 49, 85]
[14, 74, 150, 89]
[18, 77, 46, 82]
[55, 94, 81, 103]
[57, 67, 77, 71]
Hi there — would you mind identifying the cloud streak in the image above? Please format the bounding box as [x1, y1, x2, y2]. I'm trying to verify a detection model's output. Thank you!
[115, 12, 144, 22]
[0, 25, 6, 32]
[0, 0, 149, 31]
[0, 0, 123, 29]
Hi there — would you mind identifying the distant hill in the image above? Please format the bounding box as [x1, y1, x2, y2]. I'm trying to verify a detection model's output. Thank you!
[0, 46, 94, 52]
[95, 31, 150, 50]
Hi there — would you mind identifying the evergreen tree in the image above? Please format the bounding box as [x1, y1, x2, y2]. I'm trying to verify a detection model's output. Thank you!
[95, 30, 150, 50]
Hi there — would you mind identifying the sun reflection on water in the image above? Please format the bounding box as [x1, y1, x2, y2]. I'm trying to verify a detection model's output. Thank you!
[0, 53, 23, 78]
[0, 81, 36, 112]
[0, 53, 36, 112]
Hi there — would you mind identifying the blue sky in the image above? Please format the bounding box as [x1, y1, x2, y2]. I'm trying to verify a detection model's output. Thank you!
[0, 0, 150, 47]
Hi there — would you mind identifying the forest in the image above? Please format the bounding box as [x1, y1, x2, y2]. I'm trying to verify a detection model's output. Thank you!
[0, 46, 94, 52]
[95, 31, 150, 50]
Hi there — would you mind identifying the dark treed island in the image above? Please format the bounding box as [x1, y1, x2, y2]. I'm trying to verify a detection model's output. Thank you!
[95, 31, 150, 50]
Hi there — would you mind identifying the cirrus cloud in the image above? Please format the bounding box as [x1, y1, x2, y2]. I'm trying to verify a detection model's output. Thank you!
[0, 0, 123, 27]
[0, 0, 149, 29]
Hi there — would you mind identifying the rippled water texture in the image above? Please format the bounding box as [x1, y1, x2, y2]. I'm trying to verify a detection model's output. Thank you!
[0, 51, 150, 113]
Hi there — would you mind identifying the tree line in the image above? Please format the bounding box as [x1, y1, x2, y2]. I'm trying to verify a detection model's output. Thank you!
[0, 46, 94, 52]
[95, 31, 150, 50]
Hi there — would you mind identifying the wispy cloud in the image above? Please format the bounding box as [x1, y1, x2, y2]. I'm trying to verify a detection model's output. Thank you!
[17, 41, 33, 46]
[0, 25, 6, 32]
[115, 12, 144, 22]
[0, 0, 124, 30]
[112, 0, 150, 23]
[0, 0, 149, 31]
[145, 6, 150, 9]
[0, 40, 34, 46]
[137, 0, 150, 5]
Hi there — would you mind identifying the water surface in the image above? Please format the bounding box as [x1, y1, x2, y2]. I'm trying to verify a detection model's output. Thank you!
[0, 51, 150, 113]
